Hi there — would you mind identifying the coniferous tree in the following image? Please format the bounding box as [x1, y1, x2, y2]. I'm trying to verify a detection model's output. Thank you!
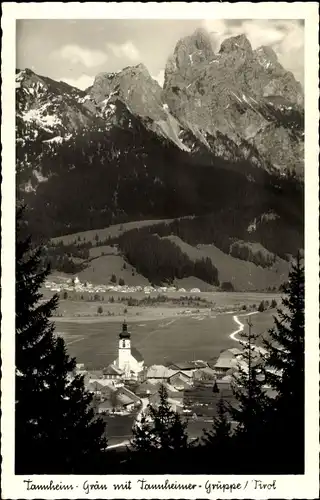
[129, 385, 189, 472]
[263, 254, 305, 472]
[202, 397, 231, 447]
[131, 385, 188, 452]
[15, 207, 107, 474]
[230, 319, 269, 452]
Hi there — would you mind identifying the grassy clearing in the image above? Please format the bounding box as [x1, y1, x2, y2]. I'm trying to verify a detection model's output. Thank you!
[199, 244, 289, 291]
[54, 309, 276, 370]
[76, 255, 150, 287]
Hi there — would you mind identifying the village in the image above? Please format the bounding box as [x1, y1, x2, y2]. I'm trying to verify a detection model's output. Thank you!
[45, 275, 202, 295]
[67, 318, 276, 447]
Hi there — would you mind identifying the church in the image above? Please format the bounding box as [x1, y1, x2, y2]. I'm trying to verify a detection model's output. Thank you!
[112, 321, 144, 380]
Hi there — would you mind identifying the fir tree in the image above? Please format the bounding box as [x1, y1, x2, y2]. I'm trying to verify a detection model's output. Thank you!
[129, 385, 189, 472]
[202, 397, 231, 447]
[131, 385, 188, 452]
[263, 254, 305, 472]
[230, 318, 269, 445]
[15, 207, 107, 474]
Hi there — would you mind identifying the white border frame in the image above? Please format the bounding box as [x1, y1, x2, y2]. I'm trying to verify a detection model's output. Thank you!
[1, 3, 319, 499]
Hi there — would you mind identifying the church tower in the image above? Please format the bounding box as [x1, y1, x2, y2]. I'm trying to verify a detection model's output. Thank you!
[118, 321, 131, 376]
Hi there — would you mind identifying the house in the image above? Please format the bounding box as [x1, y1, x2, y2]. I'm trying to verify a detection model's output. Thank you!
[103, 364, 124, 380]
[168, 371, 193, 390]
[149, 390, 184, 413]
[169, 361, 196, 374]
[191, 360, 208, 369]
[97, 400, 115, 414]
[86, 380, 105, 395]
[136, 380, 163, 397]
[146, 365, 177, 381]
[214, 348, 244, 376]
[193, 366, 216, 382]
[87, 370, 104, 380]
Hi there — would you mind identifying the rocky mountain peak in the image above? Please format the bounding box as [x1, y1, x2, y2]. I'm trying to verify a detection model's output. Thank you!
[163, 28, 214, 89]
[255, 45, 278, 63]
[219, 34, 253, 55]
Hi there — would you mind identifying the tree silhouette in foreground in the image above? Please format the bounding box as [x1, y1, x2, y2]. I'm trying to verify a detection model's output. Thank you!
[262, 253, 305, 473]
[198, 255, 305, 474]
[15, 207, 107, 474]
[203, 396, 231, 447]
[228, 318, 270, 472]
[129, 385, 189, 472]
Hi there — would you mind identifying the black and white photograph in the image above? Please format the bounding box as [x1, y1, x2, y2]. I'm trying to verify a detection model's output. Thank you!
[1, 2, 319, 499]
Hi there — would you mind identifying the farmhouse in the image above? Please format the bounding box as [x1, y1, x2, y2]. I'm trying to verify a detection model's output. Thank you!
[214, 348, 244, 375]
[146, 365, 177, 381]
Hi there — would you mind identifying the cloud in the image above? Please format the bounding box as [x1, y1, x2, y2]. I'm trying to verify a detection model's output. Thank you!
[61, 74, 94, 91]
[202, 19, 304, 84]
[52, 44, 108, 68]
[106, 40, 140, 62]
[152, 69, 165, 87]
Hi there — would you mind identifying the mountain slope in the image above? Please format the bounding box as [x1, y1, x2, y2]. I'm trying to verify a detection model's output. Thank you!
[15, 28, 304, 288]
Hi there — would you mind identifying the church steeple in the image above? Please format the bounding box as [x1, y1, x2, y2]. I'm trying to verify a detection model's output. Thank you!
[119, 320, 131, 339]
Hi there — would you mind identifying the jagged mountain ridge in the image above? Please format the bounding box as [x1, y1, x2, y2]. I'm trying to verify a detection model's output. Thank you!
[163, 29, 304, 174]
[16, 29, 303, 267]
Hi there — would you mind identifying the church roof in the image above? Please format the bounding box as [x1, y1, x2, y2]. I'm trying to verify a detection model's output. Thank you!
[131, 347, 144, 363]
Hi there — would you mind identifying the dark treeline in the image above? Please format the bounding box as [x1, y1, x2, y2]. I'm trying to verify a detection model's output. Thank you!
[43, 240, 91, 274]
[115, 229, 219, 286]
[103, 214, 299, 268]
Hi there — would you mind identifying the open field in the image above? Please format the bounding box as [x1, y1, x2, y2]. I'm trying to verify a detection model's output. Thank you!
[162, 235, 289, 291]
[54, 309, 276, 369]
[77, 255, 150, 287]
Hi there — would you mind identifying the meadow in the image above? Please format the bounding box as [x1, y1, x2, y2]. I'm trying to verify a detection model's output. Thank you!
[54, 309, 276, 369]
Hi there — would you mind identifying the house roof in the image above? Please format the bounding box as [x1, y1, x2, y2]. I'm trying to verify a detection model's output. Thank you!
[194, 366, 216, 378]
[169, 361, 195, 371]
[103, 365, 124, 376]
[118, 386, 141, 403]
[146, 365, 177, 379]
[136, 380, 162, 395]
[87, 380, 105, 391]
[191, 360, 208, 369]
[117, 393, 135, 406]
[214, 357, 238, 369]
[131, 347, 144, 363]
[227, 347, 243, 356]
[87, 370, 104, 379]
[98, 400, 114, 410]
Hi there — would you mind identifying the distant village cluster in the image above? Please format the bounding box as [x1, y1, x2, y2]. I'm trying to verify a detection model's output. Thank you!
[69, 321, 274, 421]
[45, 276, 202, 294]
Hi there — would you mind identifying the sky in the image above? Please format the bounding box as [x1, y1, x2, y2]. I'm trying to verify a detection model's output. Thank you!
[16, 19, 304, 90]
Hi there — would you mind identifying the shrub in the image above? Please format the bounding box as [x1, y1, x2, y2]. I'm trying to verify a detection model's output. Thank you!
[271, 299, 277, 309]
